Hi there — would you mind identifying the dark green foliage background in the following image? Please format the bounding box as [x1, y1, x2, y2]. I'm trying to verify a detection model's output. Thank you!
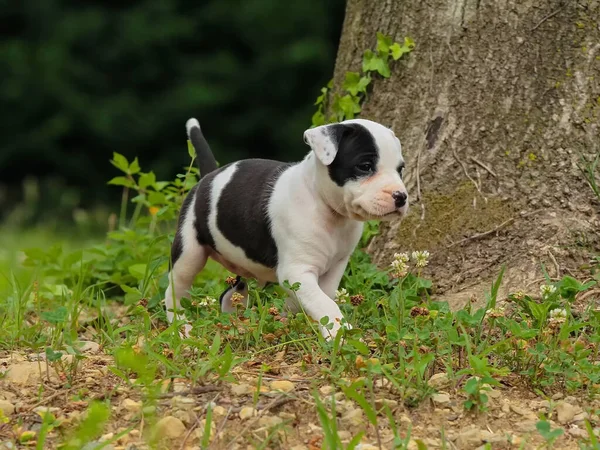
[0, 0, 343, 214]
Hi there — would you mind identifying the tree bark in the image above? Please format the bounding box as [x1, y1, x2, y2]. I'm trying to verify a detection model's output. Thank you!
[333, 0, 600, 307]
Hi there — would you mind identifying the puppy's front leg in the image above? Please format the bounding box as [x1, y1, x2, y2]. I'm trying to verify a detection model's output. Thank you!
[318, 256, 351, 300]
[278, 268, 347, 339]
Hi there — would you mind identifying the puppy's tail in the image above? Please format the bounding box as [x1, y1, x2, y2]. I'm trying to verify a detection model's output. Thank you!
[186, 118, 218, 178]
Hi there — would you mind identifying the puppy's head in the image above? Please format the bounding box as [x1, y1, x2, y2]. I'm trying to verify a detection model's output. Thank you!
[304, 119, 408, 221]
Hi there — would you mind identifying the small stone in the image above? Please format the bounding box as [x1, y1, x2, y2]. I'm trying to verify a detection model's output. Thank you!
[121, 399, 142, 413]
[517, 420, 538, 432]
[5, 362, 43, 384]
[173, 409, 194, 425]
[100, 433, 114, 442]
[429, 373, 450, 389]
[212, 406, 227, 416]
[338, 430, 351, 440]
[341, 408, 363, 427]
[510, 404, 533, 417]
[173, 382, 188, 393]
[400, 414, 412, 425]
[564, 396, 579, 405]
[556, 402, 578, 424]
[290, 446, 308, 450]
[431, 393, 451, 405]
[32, 406, 60, 415]
[573, 412, 588, 423]
[375, 398, 398, 409]
[486, 388, 501, 399]
[455, 428, 492, 448]
[79, 341, 100, 353]
[270, 380, 294, 393]
[278, 411, 295, 420]
[0, 400, 15, 416]
[239, 407, 257, 420]
[171, 396, 196, 410]
[258, 415, 283, 428]
[231, 383, 252, 396]
[537, 400, 551, 412]
[355, 445, 378, 450]
[568, 427, 588, 438]
[319, 385, 334, 396]
[154, 416, 186, 439]
[551, 392, 564, 401]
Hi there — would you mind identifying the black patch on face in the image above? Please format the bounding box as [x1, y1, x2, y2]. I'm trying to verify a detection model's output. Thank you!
[216, 159, 292, 268]
[170, 184, 198, 266]
[397, 162, 405, 179]
[326, 123, 380, 187]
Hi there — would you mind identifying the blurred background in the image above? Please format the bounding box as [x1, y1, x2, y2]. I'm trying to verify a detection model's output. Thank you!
[0, 0, 345, 231]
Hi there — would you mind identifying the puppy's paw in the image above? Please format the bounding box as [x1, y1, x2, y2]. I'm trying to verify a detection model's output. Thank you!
[179, 323, 193, 339]
[319, 318, 352, 341]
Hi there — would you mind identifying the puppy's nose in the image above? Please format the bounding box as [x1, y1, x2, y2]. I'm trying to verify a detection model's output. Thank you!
[392, 191, 407, 208]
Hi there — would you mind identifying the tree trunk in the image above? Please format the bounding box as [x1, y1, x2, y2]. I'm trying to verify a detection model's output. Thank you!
[333, 0, 600, 308]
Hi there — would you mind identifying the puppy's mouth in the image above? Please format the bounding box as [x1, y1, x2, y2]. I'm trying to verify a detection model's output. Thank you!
[351, 205, 406, 221]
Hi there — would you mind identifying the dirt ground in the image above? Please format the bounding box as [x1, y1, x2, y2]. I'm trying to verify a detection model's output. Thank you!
[1, 344, 598, 450]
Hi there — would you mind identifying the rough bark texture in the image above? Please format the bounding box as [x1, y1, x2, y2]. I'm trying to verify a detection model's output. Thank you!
[333, 0, 600, 308]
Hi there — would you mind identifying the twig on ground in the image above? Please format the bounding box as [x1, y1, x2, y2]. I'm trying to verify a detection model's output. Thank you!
[469, 157, 497, 178]
[208, 407, 232, 450]
[525, 277, 560, 290]
[547, 250, 561, 278]
[180, 393, 221, 449]
[179, 413, 202, 450]
[226, 395, 295, 447]
[446, 209, 542, 249]
[577, 289, 600, 303]
[230, 395, 294, 414]
[531, 4, 566, 31]
[25, 388, 73, 411]
[447, 217, 515, 248]
[158, 385, 221, 398]
[453, 148, 485, 200]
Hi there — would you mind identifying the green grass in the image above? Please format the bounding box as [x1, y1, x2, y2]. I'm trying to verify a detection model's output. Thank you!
[0, 152, 599, 449]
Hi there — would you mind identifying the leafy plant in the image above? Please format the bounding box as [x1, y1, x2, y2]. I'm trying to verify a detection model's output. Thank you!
[312, 32, 415, 126]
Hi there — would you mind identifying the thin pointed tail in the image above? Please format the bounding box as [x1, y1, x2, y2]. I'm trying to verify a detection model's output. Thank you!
[186, 118, 218, 178]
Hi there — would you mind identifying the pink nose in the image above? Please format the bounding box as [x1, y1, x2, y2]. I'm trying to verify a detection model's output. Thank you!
[392, 191, 407, 208]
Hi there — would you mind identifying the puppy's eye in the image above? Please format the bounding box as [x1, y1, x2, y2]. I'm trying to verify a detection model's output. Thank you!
[356, 162, 374, 173]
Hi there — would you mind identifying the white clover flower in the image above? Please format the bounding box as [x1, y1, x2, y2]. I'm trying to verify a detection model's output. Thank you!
[411, 250, 430, 268]
[393, 252, 410, 264]
[549, 308, 567, 319]
[540, 284, 557, 298]
[335, 288, 349, 304]
[198, 296, 217, 307]
[389, 252, 410, 277]
[486, 307, 505, 319]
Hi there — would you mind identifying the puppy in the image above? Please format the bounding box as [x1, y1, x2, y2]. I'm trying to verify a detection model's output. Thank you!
[164, 118, 408, 338]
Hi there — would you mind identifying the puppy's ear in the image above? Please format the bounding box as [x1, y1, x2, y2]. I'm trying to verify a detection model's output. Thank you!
[303, 124, 349, 166]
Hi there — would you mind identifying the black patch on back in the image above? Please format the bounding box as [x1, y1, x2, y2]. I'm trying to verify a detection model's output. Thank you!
[171, 185, 198, 266]
[193, 169, 222, 248]
[326, 123, 379, 187]
[217, 159, 291, 268]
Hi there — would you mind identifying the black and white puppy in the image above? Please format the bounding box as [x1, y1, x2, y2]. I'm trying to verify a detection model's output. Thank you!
[165, 118, 408, 338]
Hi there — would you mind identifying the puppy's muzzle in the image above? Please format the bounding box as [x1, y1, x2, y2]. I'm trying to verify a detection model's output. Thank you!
[392, 191, 407, 208]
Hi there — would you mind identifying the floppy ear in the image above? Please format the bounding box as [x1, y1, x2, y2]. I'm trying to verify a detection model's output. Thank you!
[303, 124, 347, 166]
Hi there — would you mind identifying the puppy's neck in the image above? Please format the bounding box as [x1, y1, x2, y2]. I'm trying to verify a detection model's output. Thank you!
[299, 154, 351, 220]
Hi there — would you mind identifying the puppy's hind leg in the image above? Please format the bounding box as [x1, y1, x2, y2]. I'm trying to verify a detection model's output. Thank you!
[165, 244, 207, 335]
[219, 276, 249, 313]
[164, 195, 207, 335]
